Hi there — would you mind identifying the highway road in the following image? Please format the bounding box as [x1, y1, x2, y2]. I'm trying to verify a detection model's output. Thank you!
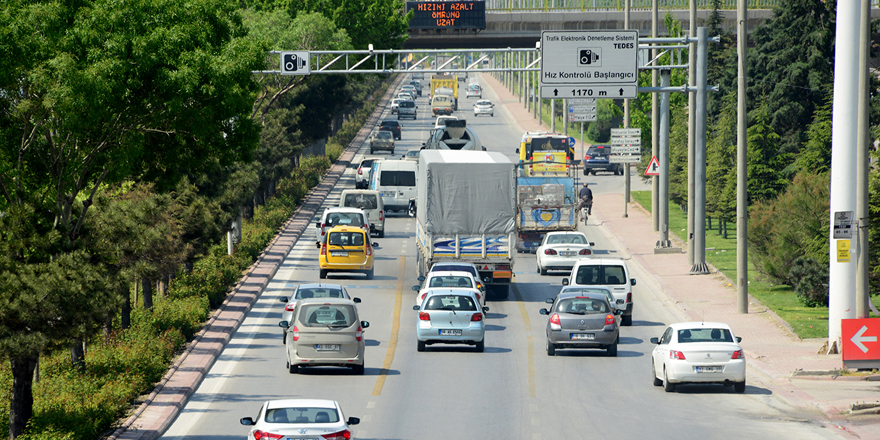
[159, 74, 842, 440]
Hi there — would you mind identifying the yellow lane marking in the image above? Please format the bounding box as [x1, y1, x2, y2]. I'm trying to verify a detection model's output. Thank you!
[513, 283, 536, 398]
[372, 256, 404, 396]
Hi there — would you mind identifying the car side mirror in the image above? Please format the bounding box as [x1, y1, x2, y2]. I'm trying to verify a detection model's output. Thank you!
[545, 298, 554, 304]
[412, 305, 420, 311]
[361, 321, 370, 329]
[562, 278, 569, 286]
[589, 242, 596, 246]
[483, 307, 490, 313]
[240, 417, 255, 426]
[316, 242, 321, 249]
[631, 278, 637, 286]
[279, 321, 289, 329]
[736, 336, 742, 343]
[515, 148, 520, 154]
[280, 297, 288, 303]
[418, 276, 425, 282]
[353, 297, 361, 304]
[650, 337, 660, 344]
[614, 309, 622, 315]
[315, 221, 321, 228]
[412, 285, 420, 291]
[539, 308, 549, 315]
[348, 417, 360, 426]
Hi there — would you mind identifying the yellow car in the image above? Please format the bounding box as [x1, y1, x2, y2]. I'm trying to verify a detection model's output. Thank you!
[318, 226, 377, 279]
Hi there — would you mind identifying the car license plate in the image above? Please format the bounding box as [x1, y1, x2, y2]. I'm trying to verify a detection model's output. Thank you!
[695, 366, 722, 373]
[571, 333, 595, 340]
[439, 329, 462, 336]
[560, 251, 576, 256]
[330, 251, 348, 257]
[316, 344, 341, 351]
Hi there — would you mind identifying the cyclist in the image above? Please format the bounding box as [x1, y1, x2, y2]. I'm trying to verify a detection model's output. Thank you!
[577, 182, 593, 220]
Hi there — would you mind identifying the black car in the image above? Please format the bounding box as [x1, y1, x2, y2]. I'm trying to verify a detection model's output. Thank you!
[583, 145, 623, 175]
[409, 80, 422, 96]
[379, 120, 402, 140]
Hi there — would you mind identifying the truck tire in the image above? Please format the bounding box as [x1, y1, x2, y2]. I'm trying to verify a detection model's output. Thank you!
[490, 284, 509, 299]
[621, 314, 632, 326]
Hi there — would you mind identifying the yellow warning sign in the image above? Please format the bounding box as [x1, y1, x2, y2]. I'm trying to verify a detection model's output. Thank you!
[837, 240, 851, 263]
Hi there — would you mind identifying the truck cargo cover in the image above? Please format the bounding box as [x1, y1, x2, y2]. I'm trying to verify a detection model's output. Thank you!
[417, 150, 516, 234]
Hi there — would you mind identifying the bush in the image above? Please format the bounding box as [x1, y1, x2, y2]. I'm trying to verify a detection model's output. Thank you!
[788, 256, 829, 307]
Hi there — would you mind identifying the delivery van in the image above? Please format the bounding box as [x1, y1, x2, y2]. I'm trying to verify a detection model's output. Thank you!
[369, 159, 417, 212]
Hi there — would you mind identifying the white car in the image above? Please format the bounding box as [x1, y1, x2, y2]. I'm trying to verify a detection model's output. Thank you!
[650, 322, 746, 393]
[355, 158, 374, 189]
[536, 231, 594, 275]
[391, 98, 401, 114]
[434, 115, 458, 129]
[397, 92, 414, 102]
[473, 100, 494, 117]
[563, 258, 636, 326]
[413, 270, 485, 307]
[315, 207, 369, 245]
[428, 261, 486, 296]
[240, 399, 360, 440]
[413, 288, 488, 352]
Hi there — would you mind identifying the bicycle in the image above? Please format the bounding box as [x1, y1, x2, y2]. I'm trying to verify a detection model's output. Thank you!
[578, 197, 592, 225]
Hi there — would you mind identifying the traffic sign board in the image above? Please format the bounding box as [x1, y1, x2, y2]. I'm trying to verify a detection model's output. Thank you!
[281, 51, 310, 75]
[833, 211, 854, 239]
[611, 146, 641, 154]
[569, 114, 597, 122]
[644, 156, 660, 175]
[842, 318, 880, 363]
[569, 99, 596, 105]
[609, 154, 640, 163]
[540, 30, 639, 87]
[541, 85, 637, 99]
[611, 128, 641, 137]
[609, 137, 641, 146]
[569, 105, 598, 113]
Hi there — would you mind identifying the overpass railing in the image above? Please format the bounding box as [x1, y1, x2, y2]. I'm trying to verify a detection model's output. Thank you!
[483, 0, 780, 12]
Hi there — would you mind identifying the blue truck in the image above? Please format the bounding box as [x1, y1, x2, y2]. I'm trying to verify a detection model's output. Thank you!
[515, 176, 577, 253]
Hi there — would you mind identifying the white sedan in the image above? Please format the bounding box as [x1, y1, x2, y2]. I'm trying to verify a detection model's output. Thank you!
[473, 99, 494, 117]
[240, 399, 360, 440]
[650, 322, 746, 393]
[535, 231, 594, 275]
[413, 270, 485, 307]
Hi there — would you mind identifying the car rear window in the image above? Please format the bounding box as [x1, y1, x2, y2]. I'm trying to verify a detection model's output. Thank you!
[376, 131, 392, 139]
[328, 231, 365, 246]
[399, 101, 415, 108]
[297, 288, 345, 299]
[428, 276, 473, 288]
[431, 265, 477, 277]
[360, 159, 374, 169]
[424, 295, 477, 311]
[548, 234, 586, 244]
[379, 170, 415, 186]
[343, 193, 378, 210]
[574, 265, 626, 285]
[265, 407, 340, 424]
[587, 146, 608, 155]
[326, 212, 364, 227]
[298, 304, 356, 327]
[381, 121, 399, 127]
[556, 298, 609, 314]
[677, 328, 734, 343]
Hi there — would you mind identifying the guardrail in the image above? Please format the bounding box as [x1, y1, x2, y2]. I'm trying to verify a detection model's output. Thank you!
[482, 0, 779, 12]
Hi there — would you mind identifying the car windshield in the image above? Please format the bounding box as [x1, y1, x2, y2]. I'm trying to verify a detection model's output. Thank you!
[677, 328, 734, 343]
[556, 298, 609, 314]
[298, 304, 356, 328]
[527, 137, 568, 154]
[327, 231, 365, 246]
[476, 101, 491, 106]
[547, 234, 587, 245]
[265, 407, 340, 424]
[428, 276, 473, 288]
[424, 295, 477, 311]
[343, 193, 378, 209]
[376, 131, 392, 139]
[574, 265, 626, 285]
[296, 287, 345, 300]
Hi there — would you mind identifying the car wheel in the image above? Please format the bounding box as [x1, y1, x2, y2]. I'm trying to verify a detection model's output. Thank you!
[417, 340, 426, 352]
[390, 149, 395, 155]
[621, 314, 633, 326]
[584, 168, 589, 176]
[590, 170, 597, 175]
[540, 266, 547, 276]
[652, 362, 663, 386]
[352, 364, 365, 375]
[378, 229, 385, 238]
[607, 340, 618, 357]
[319, 269, 328, 279]
[546, 340, 556, 356]
[288, 360, 299, 374]
[734, 380, 746, 393]
[370, 149, 374, 154]
[475, 340, 484, 352]
[663, 368, 675, 392]
[282, 332, 286, 345]
[366, 269, 374, 280]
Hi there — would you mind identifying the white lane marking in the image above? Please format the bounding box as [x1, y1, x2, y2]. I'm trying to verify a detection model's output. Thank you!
[367, 401, 376, 409]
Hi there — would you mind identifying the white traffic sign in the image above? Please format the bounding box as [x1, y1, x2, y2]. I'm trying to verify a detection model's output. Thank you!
[609, 137, 641, 146]
[611, 146, 641, 154]
[610, 154, 641, 163]
[540, 30, 639, 87]
[569, 98, 597, 105]
[569, 114, 597, 122]
[569, 105, 598, 113]
[644, 155, 660, 175]
[280, 51, 310, 75]
[541, 85, 637, 99]
[611, 128, 641, 137]
[833, 211, 854, 239]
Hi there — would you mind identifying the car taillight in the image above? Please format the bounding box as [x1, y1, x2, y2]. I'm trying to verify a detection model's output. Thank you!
[604, 314, 615, 326]
[421, 293, 427, 301]
[471, 313, 483, 322]
[475, 293, 481, 301]
[579, 249, 592, 255]
[669, 350, 686, 360]
[322, 430, 352, 440]
[320, 244, 327, 256]
[626, 292, 632, 303]
[356, 326, 363, 341]
[321, 223, 327, 235]
[544, 249, 558, 255]
[253, 430, 284, 440]
[379, 210, 384, 221]
[731, 349, 744, 360]
[292, 325, 300, 342]
[419, 311, 431, 321]
[549, 313, 561, 330]
[365, 242, 372, 256]
[358, 168, 363, 175]
[285, 304, 296, 312]
[585, 155, 593, 160]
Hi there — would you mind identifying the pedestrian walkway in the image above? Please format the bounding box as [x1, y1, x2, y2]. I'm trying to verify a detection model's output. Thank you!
[482, 71, 880, 438]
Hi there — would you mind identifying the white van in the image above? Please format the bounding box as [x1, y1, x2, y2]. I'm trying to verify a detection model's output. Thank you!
[562, 258, 637, 326]
[339, 189, 385, 237]
[314, 207, 368, 245]
[431, 95, 454, 116]
[369, 159, 417, 212]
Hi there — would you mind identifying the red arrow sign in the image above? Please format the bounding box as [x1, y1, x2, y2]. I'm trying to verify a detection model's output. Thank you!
[644, 156, 660, 176]
[842, 318, 880, 361]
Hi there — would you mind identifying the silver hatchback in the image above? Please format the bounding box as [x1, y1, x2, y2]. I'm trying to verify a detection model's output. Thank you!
[413, 289, 488, 352]
[279, 298, 369, 374]
[278, 284, 361, 343]
[539, 291, 620, 356]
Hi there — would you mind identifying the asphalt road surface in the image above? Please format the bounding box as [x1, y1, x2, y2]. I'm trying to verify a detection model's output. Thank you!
[159, 74, 843, 440]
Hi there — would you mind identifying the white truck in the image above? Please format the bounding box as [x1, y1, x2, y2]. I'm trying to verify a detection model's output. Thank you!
[413, 150, 516, 298]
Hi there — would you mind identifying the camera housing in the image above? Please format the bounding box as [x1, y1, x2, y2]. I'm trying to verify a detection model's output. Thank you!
[578, 49, 601, 66]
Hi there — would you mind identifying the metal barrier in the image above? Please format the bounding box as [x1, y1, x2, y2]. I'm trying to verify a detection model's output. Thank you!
[482, 0, 780, 12]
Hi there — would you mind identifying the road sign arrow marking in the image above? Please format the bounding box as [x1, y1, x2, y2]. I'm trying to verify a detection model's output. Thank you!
[619, 88, 624, 96]
[852, 325, 877, 353]
[554, 89, 559, 96]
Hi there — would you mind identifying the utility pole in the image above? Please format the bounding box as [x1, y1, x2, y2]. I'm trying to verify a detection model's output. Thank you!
[828, 0, 860, 351]
[856, 0, 870, 319]
[657, 69, 671, 248]
[623, 0, 631, 218]
[690, 27, 710, 275]
[651, 0, 659, 232]
[736, 0, 749, 313]
[687, 0, 696, 265]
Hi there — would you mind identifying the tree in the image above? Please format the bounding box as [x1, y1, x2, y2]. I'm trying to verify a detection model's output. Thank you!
[288, 0, 411, 50]
[0, 0, 264, 436]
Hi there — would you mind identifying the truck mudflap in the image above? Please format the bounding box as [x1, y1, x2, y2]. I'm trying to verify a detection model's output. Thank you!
[476, 263, 512, 299]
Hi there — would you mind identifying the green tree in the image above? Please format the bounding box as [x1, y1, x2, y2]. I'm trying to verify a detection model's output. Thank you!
[705, 93, 737, 225]
[795, 92, 833, 175]
[0, 0, 264, 436]
[289, 0, 411, 50]
[746, 104, 789, 202]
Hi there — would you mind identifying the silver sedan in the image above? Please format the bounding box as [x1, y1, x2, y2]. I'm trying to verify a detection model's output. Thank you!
[539, 291, 620, 356]
[413, 288, 488, 352]
[278, 283, 360, 343]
